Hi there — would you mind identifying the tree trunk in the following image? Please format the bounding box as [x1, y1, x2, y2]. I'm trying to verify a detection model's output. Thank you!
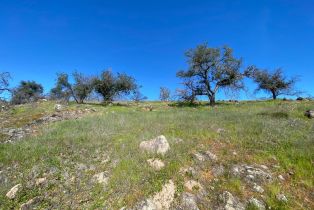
[272, 91, 277, 100]
[209, 94, 216, 106]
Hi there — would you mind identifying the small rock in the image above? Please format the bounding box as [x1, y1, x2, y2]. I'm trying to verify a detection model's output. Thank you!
[92, 172, 109, 186]
[54, 104, 63, 112]
[216, 128, 225, 133]
[248, 198, 265, 210]
[259, 165, 268, 170]
[276, 193, 288, 202]
[173, 138, 184, 144]
[20, 196, 43, 210]
[194, 153, 206, 161]
[179, 166, 197, 177]
[304, 110, 314, 119]
[184, 180, 203, 191]
[35, 177, 47, 186]
[76, 163, 88, 171]
[253, 183, 264, 193]
[278, 175, 285, 181]
[147, 159, 165, 171]
[139, 135, 170, 155]
[212, 165, 225, 177]
[180, 192, 199, 210]
[136, 180, 176, 210]
[101, 155, 110, 164]
[205, 151, 218, 161]
[219, 191, 245, 210]
[6, 184, 22, 199]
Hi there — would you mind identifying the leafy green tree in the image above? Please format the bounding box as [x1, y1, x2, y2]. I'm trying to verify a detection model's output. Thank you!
[11, 81, 43, 104]
[248, 66, 299, 99]
[94, 70, 137, 102]
[50, 73, 73, 102]
[177, 43, 247, 106]
[50, 72, 95, 103]
[159, 87, 171, 101]
[72, 71, 95, 103]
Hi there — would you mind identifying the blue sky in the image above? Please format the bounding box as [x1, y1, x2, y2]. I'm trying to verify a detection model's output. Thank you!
[1, 0, 314, 100]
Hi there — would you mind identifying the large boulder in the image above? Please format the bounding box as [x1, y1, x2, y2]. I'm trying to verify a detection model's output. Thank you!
[139, 135, 170, 155]
[304, 110, 314, 119]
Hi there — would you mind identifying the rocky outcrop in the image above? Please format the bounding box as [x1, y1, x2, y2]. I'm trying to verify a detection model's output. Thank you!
[231, 164, 272, 184]
[1, 108, 96, 143]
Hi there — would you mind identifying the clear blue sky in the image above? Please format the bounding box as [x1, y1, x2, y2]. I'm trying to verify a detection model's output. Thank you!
[1, 0, 313, 100]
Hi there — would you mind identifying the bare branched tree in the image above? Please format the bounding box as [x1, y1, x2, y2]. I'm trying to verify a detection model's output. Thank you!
[0, 72, 11, 100]
[248, 66, 300, 99]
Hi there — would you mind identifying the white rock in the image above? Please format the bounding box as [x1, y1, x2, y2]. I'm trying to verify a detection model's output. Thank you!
[194, 153, 206, 161]
[278, 175, 285, 181]
[138, 180, 176, 210]
[147, 159, 165, 171]
[35, 177, 47, 186]
[139, 135, 170, 155]
[276, 193, 288, 202]
[216, 128, 225, 133]
[253, 183, 264, 193]
[184, 180, 203, 191]
[248, 198, 265, 210]
[54, 104, 63, 112]
[92, 172, 109, 186]
[260, 165, 268, 170]
[205, 151, 218, 161]
[219, 191, 245, 210]
[20, 196, 42, 210]
[6, 184, 22, 199]
[179, 166, 197, 177]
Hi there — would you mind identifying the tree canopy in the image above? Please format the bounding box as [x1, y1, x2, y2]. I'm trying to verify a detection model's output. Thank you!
[94, 70, 137, 102]
[248, 66, 298, 99]
[177, 44, 247, 105]
[11, 81, 43, 104]
[159, 87, 171, 101]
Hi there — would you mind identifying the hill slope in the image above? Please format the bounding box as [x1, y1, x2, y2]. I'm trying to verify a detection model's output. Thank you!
[0, 101, 313, 209]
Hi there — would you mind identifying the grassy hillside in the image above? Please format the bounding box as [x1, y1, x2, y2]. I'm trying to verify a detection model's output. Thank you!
[0, 100, 313, 209]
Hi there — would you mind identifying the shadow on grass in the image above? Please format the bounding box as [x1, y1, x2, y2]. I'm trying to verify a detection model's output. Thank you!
[168, 102, 210, 107]
[84, 102, 132, 107]
[257, 111, 289, 119]
[168, 101, 238, 107]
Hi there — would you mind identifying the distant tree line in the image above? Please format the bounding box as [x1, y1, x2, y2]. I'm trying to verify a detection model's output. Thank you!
[0, 43, 304, 106]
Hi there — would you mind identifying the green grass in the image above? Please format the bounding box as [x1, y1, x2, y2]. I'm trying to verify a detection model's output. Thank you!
[0, 100, 313, 209]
